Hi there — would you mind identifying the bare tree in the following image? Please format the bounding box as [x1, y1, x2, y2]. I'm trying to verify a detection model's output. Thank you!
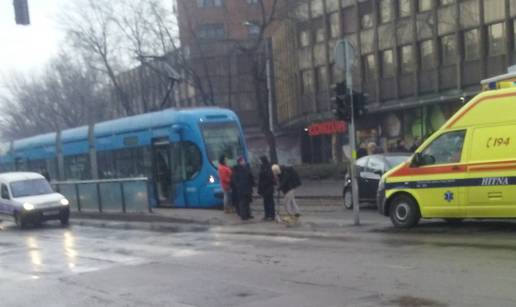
[62, 0, 135, 115]
[0, 54, 108, 140]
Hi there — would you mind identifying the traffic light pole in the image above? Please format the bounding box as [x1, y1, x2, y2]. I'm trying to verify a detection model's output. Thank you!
[335, 39, 360, 226]
[346, 60, 360, 226]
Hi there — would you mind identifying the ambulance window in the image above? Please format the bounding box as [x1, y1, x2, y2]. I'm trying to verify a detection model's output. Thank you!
[420, 130, 466, 165]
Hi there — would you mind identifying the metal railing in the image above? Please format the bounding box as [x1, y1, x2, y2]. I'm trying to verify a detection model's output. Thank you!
[52, 177, 153, 213]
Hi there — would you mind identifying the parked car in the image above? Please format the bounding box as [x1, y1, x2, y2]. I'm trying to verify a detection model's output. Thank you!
[343, 153, 411, 209]
[0, 172, 70, 228]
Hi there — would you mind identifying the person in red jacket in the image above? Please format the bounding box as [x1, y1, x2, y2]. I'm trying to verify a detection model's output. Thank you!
[218, 155, 233, 213]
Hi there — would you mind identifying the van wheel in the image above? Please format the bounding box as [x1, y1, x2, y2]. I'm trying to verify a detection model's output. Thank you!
[444, 218, 463, 225]
[14, 213, 27, 229]
[343, 188, 353, 210]
[389, 195, 420, 228]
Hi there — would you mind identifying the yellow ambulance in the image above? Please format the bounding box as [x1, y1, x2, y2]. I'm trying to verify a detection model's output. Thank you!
[378, 69, 516, 228]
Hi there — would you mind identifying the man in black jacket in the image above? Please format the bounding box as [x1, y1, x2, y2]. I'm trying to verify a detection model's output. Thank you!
[232, 157, 255, 220]
[271, 164, 301, 217]
[258, 156, 275, 221]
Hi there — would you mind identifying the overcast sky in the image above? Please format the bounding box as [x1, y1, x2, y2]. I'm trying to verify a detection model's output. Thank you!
[0, 0, 63, 90]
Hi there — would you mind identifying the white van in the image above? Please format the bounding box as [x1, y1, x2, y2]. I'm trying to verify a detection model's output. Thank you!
[0, 172, 70, 228]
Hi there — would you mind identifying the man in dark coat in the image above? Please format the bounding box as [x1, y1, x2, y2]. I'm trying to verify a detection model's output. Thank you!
[257, 156, 275, 221]
[271, 164, 301, 217]
[231, 157, 255, 220]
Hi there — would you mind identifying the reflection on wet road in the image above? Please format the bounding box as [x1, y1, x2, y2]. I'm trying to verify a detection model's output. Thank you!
[2, 220, 516, 306]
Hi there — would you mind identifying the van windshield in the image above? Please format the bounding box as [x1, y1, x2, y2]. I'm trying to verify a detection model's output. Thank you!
[10, 179, 54, 198]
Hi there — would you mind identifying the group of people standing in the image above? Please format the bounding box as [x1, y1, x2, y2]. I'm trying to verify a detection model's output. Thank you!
[217, 155, 302, 222]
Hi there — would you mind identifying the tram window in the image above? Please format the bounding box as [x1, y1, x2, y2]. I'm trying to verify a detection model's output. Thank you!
[15, 158, 28, 171]
[97, 151, 116, 179]
[64, 154, 91, 180]
[170, 142, 202, 181]
[27, 159, 55, 180]
[183, 142, 202, 180]
[201, 122, 243, 167]
[114, 147, 150, 178]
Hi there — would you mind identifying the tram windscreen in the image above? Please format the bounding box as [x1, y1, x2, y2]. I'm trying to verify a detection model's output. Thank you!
[201, 122, 244, 167]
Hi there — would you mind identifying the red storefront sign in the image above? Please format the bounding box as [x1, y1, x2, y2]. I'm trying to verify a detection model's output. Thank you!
[307, 120, 347, 136]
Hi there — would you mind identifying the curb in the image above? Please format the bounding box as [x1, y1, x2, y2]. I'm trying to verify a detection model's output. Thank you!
[71, 212, 221, 226]
[71, 218, 366, 241]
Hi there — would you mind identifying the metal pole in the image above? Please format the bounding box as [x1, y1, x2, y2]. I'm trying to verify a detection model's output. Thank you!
[344, 43, 360, 226]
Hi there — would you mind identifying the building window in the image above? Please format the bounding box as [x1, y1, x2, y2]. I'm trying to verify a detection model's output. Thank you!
[420, 40, 435, 70]
[315, 66, 328, 93]
[484, 0, 505, 24]
[359, 1, 374, 29]
[380, 0, 394, 23]
[329, 12, 340, 38]
[460, 0, 480, 29]
[438, 6, 456, 35]
[361, 29, 374, 54]
[381, 49, 395, 77]
[400, 45, 415, 74]
[418, 0, 433, 12]
[363, 54, 377, 79]
[299, 29, 311, 47]
[326, 0, 340, 12]
[301, 70, 314, 94]
[197, 0, 222, 8]
[313, 18, 326, 43]
[198, 23, 225, 39]
[311, 0, 324, 17]
[246, 0, 258, 4]
[464, 28, 480, 60]
[440, 0, 454, 5]
[440, 34, 457, 65]
[247, 23, 260, 38]
[488, 22, 506, 56]
[342, 7, 358, 33]
[399, 0, 412, 18]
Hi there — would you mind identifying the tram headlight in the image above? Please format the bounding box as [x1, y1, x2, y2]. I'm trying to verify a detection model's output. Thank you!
[208, 175, 216, 184]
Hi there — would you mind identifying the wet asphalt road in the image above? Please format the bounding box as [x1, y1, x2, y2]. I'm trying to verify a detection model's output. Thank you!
[2, 219, 516, 306]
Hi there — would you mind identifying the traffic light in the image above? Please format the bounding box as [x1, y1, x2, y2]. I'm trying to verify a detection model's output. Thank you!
[331, 82, 368, 121]
[352, 91, 367, 119]
[331, 82, 350, 121]
[13, 0, 30, 25]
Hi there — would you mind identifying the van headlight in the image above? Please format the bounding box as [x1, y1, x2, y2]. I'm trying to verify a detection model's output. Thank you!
[23, 203, 35, 211]
[60, 198, 70, 206]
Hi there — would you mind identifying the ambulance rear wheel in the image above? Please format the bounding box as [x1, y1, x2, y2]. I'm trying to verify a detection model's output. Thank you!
[389, 195, 420, 228]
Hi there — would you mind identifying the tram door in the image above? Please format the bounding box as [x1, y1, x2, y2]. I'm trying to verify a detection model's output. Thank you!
[152, 139, 174, 207]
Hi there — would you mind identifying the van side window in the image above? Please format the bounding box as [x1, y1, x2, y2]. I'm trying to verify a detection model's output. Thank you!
[1, 184, 10, 200]
[420, 130, 466, 165]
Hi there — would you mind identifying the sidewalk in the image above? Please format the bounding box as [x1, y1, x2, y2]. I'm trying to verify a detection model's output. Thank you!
[293, 179, 342, 199]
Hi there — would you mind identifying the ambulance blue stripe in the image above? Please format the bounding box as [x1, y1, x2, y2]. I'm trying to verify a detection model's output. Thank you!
[385, 177, 516, 189]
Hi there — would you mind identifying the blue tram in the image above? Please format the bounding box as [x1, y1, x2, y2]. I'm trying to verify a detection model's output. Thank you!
[0, 108, 248, 208]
